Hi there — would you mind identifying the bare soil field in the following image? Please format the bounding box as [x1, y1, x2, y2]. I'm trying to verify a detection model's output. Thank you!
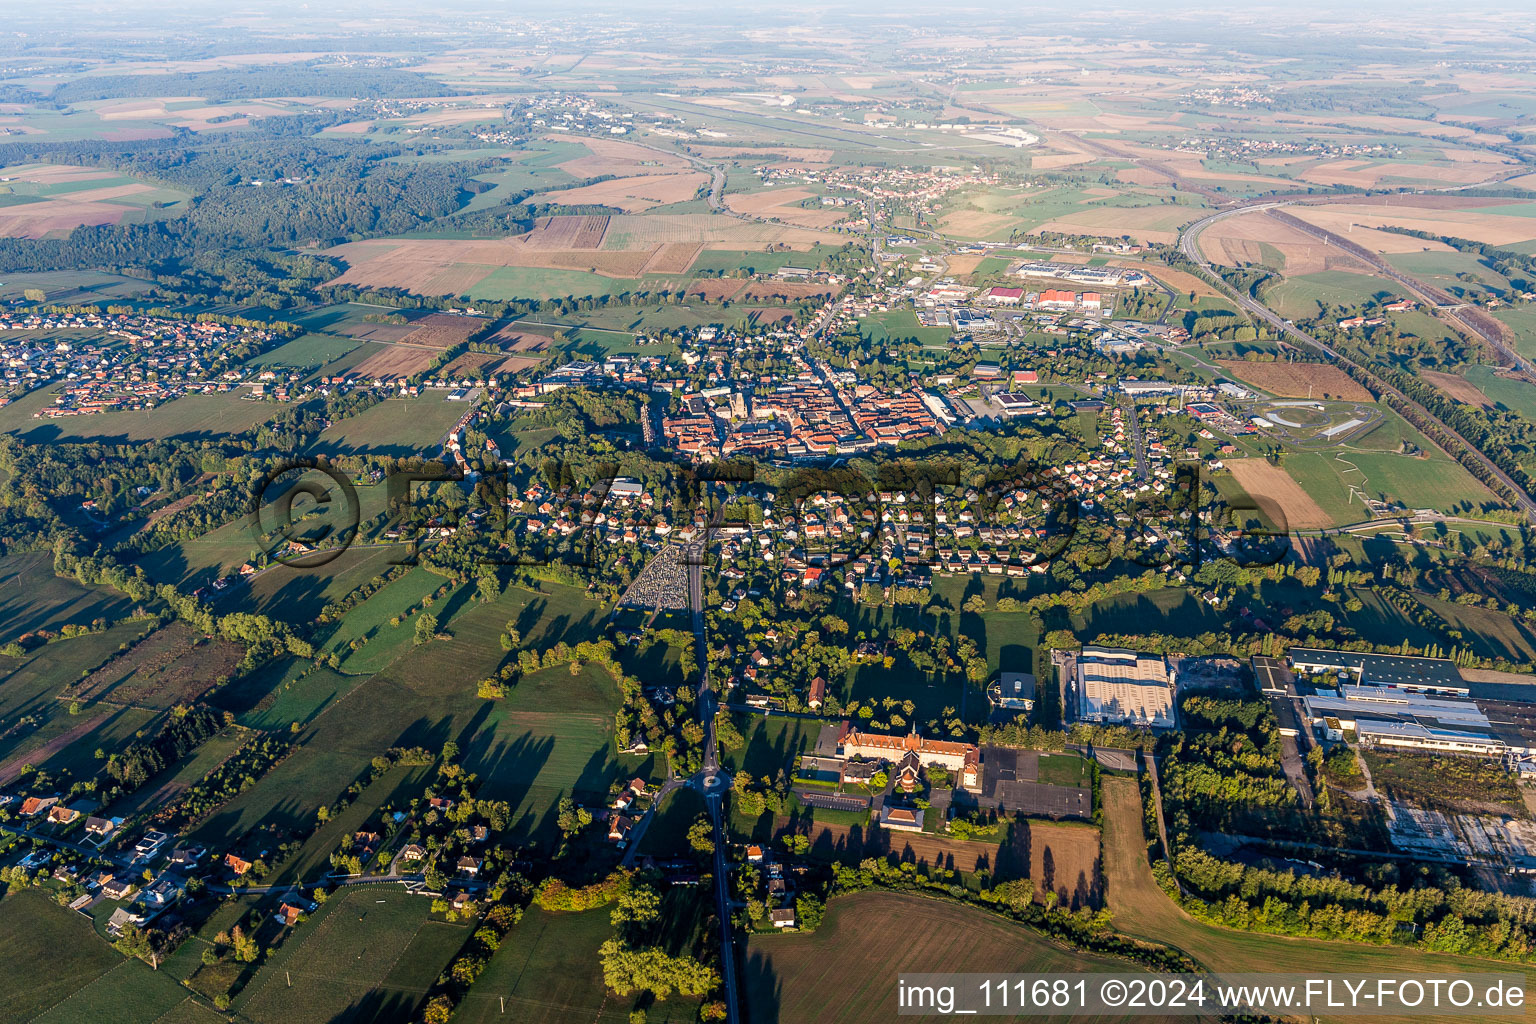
[1216, 359, 1374, 401]
[1225, 458, 1334, 531]
[533, 172, 706, 212]
[438, 351, 511, 378]
[0, 200, 136, 239]
[800, 820, 1002, 873]
[65, 622, 245, 708]
[1421, 369, 1494, 408]
[482, 325, 554, 352]
[401, 312, 486, 348]
[350, 345, 436, 379]
[747, 308, 795, 325]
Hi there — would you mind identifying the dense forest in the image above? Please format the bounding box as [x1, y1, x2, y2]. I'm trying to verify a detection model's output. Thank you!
[45, 66, 460, 104]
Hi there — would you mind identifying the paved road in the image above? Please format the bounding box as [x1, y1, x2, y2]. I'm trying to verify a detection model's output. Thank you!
[681, 538, 740, 1024]
[1122, 396, 1149, 482]
[1180, 206, 1536, 525]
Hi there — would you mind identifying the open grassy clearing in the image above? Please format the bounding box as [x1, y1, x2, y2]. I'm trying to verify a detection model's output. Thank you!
[310, 394, 469, 458]
[0, 388, 292, 444]
[192, 581, 632, 849]
[1263, 271, 1397, 319]
[0, 888, 125, 1024]
[244, 331, 364, 370]
[236, 884, 468, 1024]
[456, 904, 698, 1024]
[0, 549, 137, 639]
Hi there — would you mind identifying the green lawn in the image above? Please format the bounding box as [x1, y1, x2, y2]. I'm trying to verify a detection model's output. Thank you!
[0, 389, 291, 444]
[855, 308, 951, 346]
[192, 581, 633, 851]
[245, 332, 363, 370]
[236, 885, 468, 1024]
[0, 550, 137, 640]
[1264, 271, 1397, 319]
[454, 905, 699, 1024]
[311, 395, 469, 458]
[0, 888, 150, 1024]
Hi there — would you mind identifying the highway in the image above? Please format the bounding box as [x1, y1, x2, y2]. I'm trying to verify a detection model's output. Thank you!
[1179, 206, 1536, 524]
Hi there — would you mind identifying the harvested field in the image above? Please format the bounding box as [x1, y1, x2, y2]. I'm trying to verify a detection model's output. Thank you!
[692, 144, 834, 163]
[725, 187, 849, 228]
[1033, 204, 1199, 245]
[945, 254, 987, 275]
[534, 171, 707, 212]
[801, 820, 1002, 873]
[1216, 359, 1374, 401]
[747, 308, 795, 325]
[418, 264, 494, 296]
[64, 622, 245, 708]
[1289, 202, 1536, 250]
[0, 711, 110, 785]
[1201, 210, 1381, 274]
[939, 208, 1022, 239]
[326, 214, 837, 295]
[552, 135, 692, 178]
[1296, 157, 1513, 189]
[639, 241, 704, 275]
[350, 345, 436, 379]
[0, 163, 120, 185]
[602, 213, 837, 250]
[333, 320, 416, 343]
[520, 214, 611, 250]
[1225, 458, 1334, 531]
[1003, 820, 1103, 909]
[745, 891, 1142, 1024]
[1421, 369, 1493, 408]
[686, 279, 745, 301]
[737, 280, 842, 302]
[0, 200, 136, 239]
[400, 312, 487, 348]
